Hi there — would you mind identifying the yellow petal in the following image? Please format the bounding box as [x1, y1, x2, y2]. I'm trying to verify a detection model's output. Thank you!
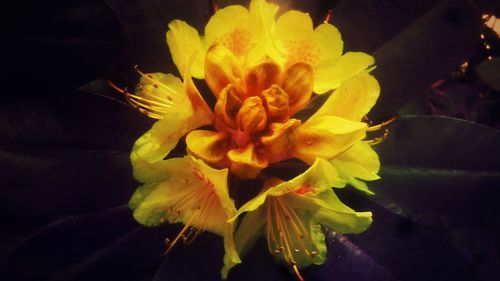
[132, 72, 191, 119]
[129, 156, 236, 234]
[222, 206, 265, 279]
[236, 96, 268, 135]
[281, 62, 314, 115]
[261, 85, 290, 123]
[267, 158, 344, 197]
[130, 73, 213, 171]
[260, 119, 301, 163]
[227, 143, 268, 179]
[291, 116, 367, 164]
[186, 130, 230, 165]
[205, 5, 251, 57]
[214, 84, 244, 129]
[245, 61, 281, 98]
[205, 44, 244, 97]
[287, 189, 372, 234]
[311, 72, 380, 121]
[275, 11, 343, 93]
[331, 141, 380, 195]
[166, 20, 205, 79]
[248, 0, 282, 62]
[314, 52, 375, 94]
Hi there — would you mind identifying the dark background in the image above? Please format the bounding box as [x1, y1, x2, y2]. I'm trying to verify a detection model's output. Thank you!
[2, 0, 500, 280]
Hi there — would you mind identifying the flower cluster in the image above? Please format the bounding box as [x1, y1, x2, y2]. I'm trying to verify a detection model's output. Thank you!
[119, 0, 387, 279]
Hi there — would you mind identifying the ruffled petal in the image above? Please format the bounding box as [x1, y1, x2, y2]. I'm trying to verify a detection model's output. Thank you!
[205, 44, 244, 97]
[236, 96, 268, 135]
[311, 72, 380, 121]
[281, 62, 314, 115]
[260, 119, 301, 163]
[227, 143, 268, 179]
[314, 52, 375, 94]
[245, 61, 281, 98]
[214, 84, 244, 129]
[186, 130, 230, 165]
[261, 85, 290, 123]
[288, 188, 372, 234]
[291, 116, 367, 164]
[330, 141, 380, 195]
[166, 20, 205, 79]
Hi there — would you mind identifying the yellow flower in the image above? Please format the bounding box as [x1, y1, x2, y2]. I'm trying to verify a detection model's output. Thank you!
[222, 158, 372, 279]
[128, 155, 240, 265]
[117, 0, 389, 279]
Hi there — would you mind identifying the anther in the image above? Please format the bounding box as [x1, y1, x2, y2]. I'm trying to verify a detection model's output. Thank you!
[310, 251, 317, 257]
[294, 249, 300, 253]
[367, 129, 389, 145]
[164, 237, 171, 246]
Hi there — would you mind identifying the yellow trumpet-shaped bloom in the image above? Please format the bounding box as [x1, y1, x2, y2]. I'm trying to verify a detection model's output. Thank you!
[222, 158, 372, 279]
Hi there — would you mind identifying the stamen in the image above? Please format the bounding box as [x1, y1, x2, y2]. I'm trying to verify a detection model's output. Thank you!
[323, 9, 333, 24]
[162, 214, 197, 256]
[367, 129, 389, 145]
[211, 0, 218, 13]
[107, 80, 127, 94]
[366, 116, 396, 132]
[133, 65, 182, 99]
[292, 264, 305, 281]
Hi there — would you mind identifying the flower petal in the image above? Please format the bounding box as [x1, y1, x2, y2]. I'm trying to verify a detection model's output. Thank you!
[205, 5, 251, 57]
[311, 72, 380, 121]
[260, 119, 301, 163]
[288, 188, 372, 234]
[236, 96, 268, 135]
[330, 141, 380, 195]
[130, 74, 213, 170]
[214, 84, 244, 129]
[314, 52, 375, 94]
[261, 85, 290, 123]
[129, 156, 240, 270]
[205, 44, 244, 97]
[227, 143, 268, 180]
[166, 20, 205, 79]
[291, 116, 367, 164]
[222, 206, 265, 279]
[245, 61, 281, 98]
[186, 130, 230, 165]
[281, 62, 314, 115]
[268, 158, 345, 197]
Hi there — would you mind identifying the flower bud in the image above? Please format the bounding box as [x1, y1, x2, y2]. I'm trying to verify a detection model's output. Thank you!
[237, 96, 268, 135]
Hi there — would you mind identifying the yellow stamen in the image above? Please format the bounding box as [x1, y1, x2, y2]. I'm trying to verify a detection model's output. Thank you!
[366, 116, 396, 132]
[293, 264, 305, 281]
[133, 65, 184, 100]
[163, 214, 197, 256]
[367, 129, 389, 145]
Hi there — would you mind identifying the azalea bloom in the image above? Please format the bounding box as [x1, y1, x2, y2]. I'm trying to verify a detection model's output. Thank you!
[114, 0, 390, 279]
[222, 158, 372, 279]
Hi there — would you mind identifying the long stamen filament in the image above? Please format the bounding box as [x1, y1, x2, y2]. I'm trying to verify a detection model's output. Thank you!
[293, 264, 305, 281]
[366, 116, 396, 132]
[367, 129, 389, 145]
[163, 214, 197, 256]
